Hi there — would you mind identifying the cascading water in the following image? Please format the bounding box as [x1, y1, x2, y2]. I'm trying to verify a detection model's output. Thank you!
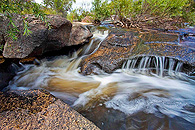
[122, 56, 184, 77]
[5, 29, 195, 130]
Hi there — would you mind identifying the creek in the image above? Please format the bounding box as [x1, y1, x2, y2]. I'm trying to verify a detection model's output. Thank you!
[6, 27, 195, 130]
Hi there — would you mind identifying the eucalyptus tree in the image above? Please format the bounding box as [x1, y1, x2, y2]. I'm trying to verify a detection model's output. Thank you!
[92, 0, 110, 21]
[43, 0, 76, 17]
[109, 0, 195, 24]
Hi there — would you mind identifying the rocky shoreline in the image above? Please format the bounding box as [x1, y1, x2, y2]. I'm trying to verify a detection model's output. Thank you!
[0, 15, 100, 129]
[0, 89, 99, 130]
[0, 14, 93, 90]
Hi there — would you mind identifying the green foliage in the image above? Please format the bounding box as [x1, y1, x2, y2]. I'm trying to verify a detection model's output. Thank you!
[67, 3, 93, 22]
[67, 9, 78, 22]
[92, 0, 110, 21]
[0, 0, 47, 40]
[181, 0, 195, 25]
[93, 0, 195, 25]
[142, 0, 195, 25]
[142, 0, 189, 17]
[43, 0, 76, 18]
[77, 7, 92, 22]
[23, 19, 32, 36]
[43, 7, 58, 15]
[67, 8, 92, 22]
[0, 45, 4, 52]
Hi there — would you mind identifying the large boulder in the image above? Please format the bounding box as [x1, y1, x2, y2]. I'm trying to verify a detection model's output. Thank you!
[2, 14, 72, 58]
[3, 15, 49, 58]
[47, 15, 72, 48]
[80, 29, 195, 75]
[0, 89, 99, 130]
[1, 14, 92, 58]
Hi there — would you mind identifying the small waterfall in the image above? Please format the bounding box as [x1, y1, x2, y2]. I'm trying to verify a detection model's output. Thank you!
[65, 57, 82, 72]
[68, 38, 107, 72]
[60, 30, 109, 72]
[6, 28, 195, 130]
[122, 56, 183, 77]
[83, 39, 94, 55]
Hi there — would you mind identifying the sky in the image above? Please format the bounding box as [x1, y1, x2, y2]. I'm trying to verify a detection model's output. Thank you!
[34, 0, 93, 10]
[34, 0, 43, 4]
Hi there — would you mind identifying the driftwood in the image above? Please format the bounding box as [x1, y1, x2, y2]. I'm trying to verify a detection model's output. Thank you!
[114, 15, 184, 31]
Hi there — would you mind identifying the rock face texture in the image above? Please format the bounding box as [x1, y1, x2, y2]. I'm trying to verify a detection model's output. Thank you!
[1, 14, 92, 58]
[3, 15, 50, 58]
[0, 14, 93, 91]
[70, 23, 93, 46]
[80, 29, 195, 75]
[0, 89, 99, 130]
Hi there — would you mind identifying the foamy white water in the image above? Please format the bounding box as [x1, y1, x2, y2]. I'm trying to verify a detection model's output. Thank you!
[6, 29, 195, 129]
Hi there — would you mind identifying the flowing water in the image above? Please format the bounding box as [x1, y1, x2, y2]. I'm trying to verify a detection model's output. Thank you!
[6, 28, 195, 130]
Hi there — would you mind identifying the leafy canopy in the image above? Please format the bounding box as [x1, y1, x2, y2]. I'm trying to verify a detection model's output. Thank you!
[90, 0, 195, 25]
[92, 0, 110, 21]
[43, 0, 76, 17]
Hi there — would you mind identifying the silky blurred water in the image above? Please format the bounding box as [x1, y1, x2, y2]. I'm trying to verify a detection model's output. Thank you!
[7, 29, 195, 130]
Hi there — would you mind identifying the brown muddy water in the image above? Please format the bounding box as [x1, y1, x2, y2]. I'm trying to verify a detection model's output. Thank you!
[6, 28, 195, 130]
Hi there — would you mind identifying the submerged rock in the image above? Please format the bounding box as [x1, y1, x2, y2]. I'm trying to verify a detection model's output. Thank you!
[179, 28, 195, 49]
[0, 89, 99, 130]
[80, 29, 195, 75]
